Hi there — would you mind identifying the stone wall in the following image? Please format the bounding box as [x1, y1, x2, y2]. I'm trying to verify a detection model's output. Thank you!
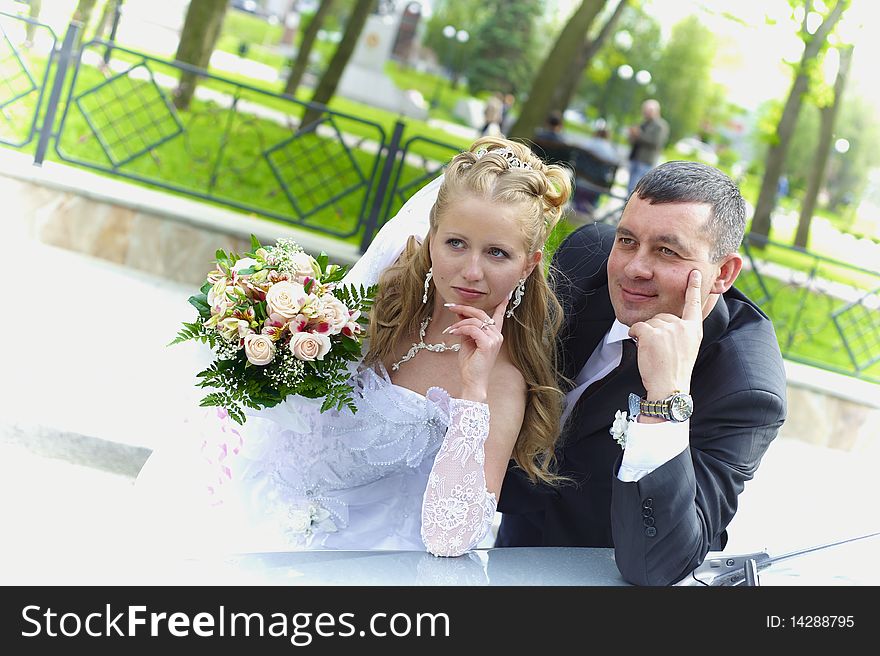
[1, 150, 361, 287]
[781, 361, 879, 456]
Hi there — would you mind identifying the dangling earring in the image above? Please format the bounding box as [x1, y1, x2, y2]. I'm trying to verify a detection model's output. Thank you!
[422, 267, 433, 304]
[506, 278, 526, 318]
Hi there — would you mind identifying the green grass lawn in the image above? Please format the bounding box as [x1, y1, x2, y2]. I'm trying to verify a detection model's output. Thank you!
[96, 45, 473, 157]
[743, 240, 879, 289]
[738, 269, 880, 379]
[217, 11, 337, 73]
[221, 10, 285, 49]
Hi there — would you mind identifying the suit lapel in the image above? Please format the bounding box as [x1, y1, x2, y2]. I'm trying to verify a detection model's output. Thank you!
[561, 347, 645, 448]
[694, 289, 732, 368]
[558, 278, 617, 382]
[560, 317, 612, 382]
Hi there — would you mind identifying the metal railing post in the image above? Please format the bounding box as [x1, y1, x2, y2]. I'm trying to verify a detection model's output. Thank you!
[34, 21, 81, 166]
[359, 119, 406, 254]
[103, 0, 123, 65]
[784, 259, 820, 355]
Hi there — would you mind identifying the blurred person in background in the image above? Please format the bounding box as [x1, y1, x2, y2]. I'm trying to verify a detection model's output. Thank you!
[626, 99, 669, 195]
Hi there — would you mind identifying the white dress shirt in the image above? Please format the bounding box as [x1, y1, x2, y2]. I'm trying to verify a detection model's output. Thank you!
[563, 320, 689, 482]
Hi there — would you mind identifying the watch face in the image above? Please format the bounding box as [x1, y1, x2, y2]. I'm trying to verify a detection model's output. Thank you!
[669, 394, 694, 422]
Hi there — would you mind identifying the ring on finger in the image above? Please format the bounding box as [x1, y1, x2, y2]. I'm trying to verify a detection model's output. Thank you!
[480, 318, 495, 331]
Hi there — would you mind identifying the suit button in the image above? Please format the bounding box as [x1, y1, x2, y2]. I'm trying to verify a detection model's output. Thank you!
[643, 516, 655, 527]
[642, 506, 653, 517]
[643, 498, 653, 509]
[645, 526, 657, 537]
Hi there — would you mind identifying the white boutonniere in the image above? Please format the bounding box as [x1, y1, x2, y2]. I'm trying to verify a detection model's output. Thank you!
[287, 502, 338, 545]
[609, 410, 631, 449]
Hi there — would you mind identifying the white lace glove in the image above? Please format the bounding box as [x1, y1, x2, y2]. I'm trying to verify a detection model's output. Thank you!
[420, 398, 497, 557]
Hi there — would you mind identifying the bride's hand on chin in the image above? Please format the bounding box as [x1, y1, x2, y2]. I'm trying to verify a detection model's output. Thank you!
[442, 299, 507, 403]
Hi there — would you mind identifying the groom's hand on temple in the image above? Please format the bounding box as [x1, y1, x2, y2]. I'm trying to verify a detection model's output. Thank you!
[628, 269, 704, 423]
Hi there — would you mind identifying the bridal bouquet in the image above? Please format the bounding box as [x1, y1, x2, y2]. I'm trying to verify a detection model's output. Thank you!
[171, 236, 375, 424]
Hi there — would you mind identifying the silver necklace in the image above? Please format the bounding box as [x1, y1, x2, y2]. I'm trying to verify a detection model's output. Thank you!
[391, 316, 460, 371]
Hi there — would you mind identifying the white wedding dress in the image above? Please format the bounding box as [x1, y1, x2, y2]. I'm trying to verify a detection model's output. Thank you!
[134, 177, 496, 557]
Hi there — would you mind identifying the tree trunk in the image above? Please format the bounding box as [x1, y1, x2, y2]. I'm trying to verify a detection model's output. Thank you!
[508, 0, 607, 140]
[173, 0, 228, 111]
[73, 0, 99, 23]
[25, 0, 42, 44]
[72, 0, 98, 46]
[93, 0, 121, 41]
[794, 44, 853, 249]
[749, 0, 847, 241]
[284, 0, 335, 97]
[301, 0, 373, 128]
[550, 0, 628, 115]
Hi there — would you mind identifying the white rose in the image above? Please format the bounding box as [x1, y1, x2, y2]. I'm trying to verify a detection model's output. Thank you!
[244, 333, 276, 365]
[609, 410, 630, 448]
[319, 294, 350, 334]
[266, 280, 306, 319]
[289, 331, 332, 361]
[288, 507, 313, 534]
[231, 257, 258, 273]
[289, 251, 321, 283]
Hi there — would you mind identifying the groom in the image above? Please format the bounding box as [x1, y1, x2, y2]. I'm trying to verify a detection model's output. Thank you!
[495, 160, 787, 586]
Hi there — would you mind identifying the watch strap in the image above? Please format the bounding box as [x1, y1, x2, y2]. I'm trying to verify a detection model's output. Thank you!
[640, 397, 673, 420]
[629, 391, 690, 421]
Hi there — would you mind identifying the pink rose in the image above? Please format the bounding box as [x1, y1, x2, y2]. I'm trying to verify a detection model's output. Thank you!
[289, 332, 331, 361]
[266, 280, 306, 319]
[244, 333, 276, 365]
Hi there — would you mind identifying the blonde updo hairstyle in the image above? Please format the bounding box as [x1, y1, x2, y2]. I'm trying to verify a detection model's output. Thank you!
[366, 136, 573, 484]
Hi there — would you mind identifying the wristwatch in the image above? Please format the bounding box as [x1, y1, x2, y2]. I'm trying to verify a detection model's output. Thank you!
[628, 391, 694, 422]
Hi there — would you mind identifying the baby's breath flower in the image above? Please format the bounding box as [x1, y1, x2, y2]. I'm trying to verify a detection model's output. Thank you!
[265, 238, 307, 274]
[266, 348, 306, 388]
[215, 337, 240, 360]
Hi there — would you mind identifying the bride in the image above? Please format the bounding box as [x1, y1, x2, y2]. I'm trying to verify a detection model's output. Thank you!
[134, 137, 572, 557]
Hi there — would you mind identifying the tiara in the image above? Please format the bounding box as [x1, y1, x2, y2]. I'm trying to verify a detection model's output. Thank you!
[475, 146, 533, 170]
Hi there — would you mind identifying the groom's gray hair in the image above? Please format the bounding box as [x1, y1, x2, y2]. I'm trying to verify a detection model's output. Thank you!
[632, 160, 746, 262]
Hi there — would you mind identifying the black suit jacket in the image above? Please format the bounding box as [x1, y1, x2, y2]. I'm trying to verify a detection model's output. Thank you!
[496, 222, 787, 585]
